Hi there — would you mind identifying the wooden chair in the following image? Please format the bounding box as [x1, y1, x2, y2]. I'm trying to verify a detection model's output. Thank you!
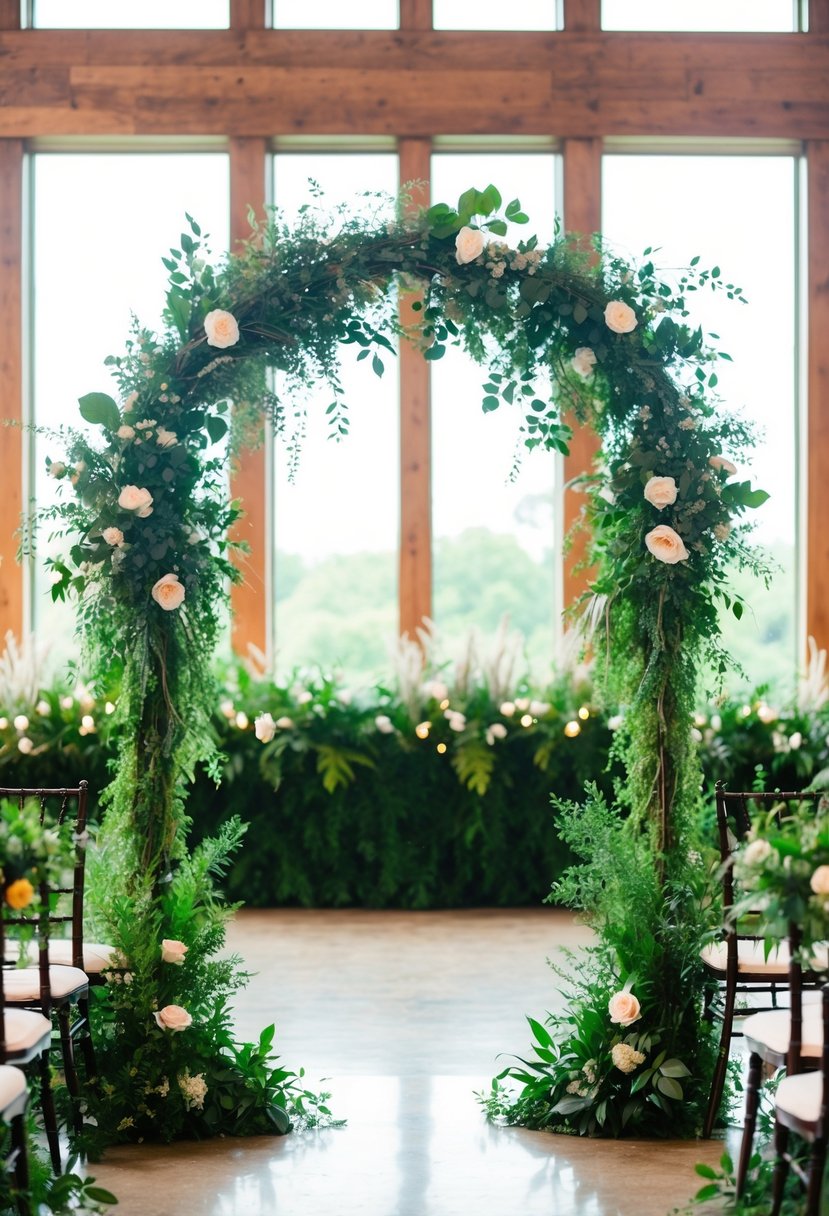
[769, 981, 829, 1215]
[701, 782, 826, 1139]
[0, 1065, 31, 1214]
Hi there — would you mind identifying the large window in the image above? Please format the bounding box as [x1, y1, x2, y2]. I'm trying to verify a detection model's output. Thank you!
[270, 152, 399, 684]
[429, 151, 560, 678]
[602, 0, 798, 31]
[272, 1, 397, 27]
[31, 152, 230, 660]
[32, 0, 229, 26]
[603, 153, 799, 694]
[433, 1, 559, 29]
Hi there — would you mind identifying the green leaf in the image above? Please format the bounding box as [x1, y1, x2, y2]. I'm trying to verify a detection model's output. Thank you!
[83, 1186, 119, 1204]
[206, 415, 229, 445]
[486, 219, 508, 236]
[527, 1016, 553, 1048]
[482, 396, 500, 413]
[659, 1059, 691, 1078]
[655, 1074, 683, 1100]
[78, 392, 121, 431]
[695, 1164, 718, 1180]
[424, 344, 445, 361]
[267, 1104, 292, 1134]
[694, 1184, 720, 1202]
[372, 353, 385, 377]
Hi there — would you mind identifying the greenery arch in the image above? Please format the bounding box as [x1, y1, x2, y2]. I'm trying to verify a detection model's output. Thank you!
[40, 182, 768, 1144]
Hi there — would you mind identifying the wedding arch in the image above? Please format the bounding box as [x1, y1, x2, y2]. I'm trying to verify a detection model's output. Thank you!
[40, 182, 768, 1143]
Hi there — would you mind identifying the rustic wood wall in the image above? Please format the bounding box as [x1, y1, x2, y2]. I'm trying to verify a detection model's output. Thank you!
[1, 0, 827, 656]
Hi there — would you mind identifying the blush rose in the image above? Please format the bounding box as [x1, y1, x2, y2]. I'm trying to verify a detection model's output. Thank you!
[204, 309, 240, 349]
[608, 990, 641, 1027]
[604, 300, 638, 334]
[118, 485, 154, 518]
[153, 1004, 192, 1032]
[643, 476, 678, 510]
[455, 226, 485, 265]
[151, 573, 185, 611]
[645, 524, 689, 564]
[161, 939, 188, 966]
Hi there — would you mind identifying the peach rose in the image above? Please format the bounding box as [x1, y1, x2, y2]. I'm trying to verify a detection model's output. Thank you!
[118, 485, 154, 518]
[644, 476, 678, 510]
[151, 574, 185, 612]
[254, 712, 276, 743]
[153, 1004, 192, 1032]
[810, 865, 829, 896]
[709, 455, 737, 476]
[455, 226, 486, 266]
[156, 427, 177, 448]
[160, 939, 188, 966]
[604, 300, 638, 334]
[608, 990, 641, 1027]
[102, 527, 124, 547]
[116, 425, 135, 440]
[645, 524, 689, 565]
[571, 347, 597, 378]
[5, 878, 34, 909]
[204, 309, 240, 349]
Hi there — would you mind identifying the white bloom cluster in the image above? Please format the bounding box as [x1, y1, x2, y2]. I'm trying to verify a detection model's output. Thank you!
[611, 1042, 645, 1074]
[178, 1070, 208, 1111]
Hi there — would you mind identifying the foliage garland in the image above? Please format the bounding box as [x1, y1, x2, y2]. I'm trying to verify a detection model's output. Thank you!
[35, 181, 769, 1142]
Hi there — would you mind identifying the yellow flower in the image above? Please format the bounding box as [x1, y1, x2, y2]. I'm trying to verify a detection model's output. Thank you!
[5, 878, 34, 909]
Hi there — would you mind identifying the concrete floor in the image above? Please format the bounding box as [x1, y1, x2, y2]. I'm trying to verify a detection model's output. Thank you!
[91, 908, 727, 1215]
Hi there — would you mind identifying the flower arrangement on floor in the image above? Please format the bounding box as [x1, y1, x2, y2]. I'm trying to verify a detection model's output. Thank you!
[28, 181, 770, 1144]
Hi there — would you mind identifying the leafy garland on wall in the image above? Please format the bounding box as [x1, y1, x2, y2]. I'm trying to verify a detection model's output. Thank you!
[36, 182, 768, 1144]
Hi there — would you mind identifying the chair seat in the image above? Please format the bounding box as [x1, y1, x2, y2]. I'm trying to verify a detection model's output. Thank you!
[7, 940, 118, 973]
[777, 1069, 824, 1126]
[743, 1007, 824, 1059]
[3, 964, 88, 1001]
[0, 1065, 27, 1119]
[701, 938, 791, 975]
[3, 1008, 52, 1054]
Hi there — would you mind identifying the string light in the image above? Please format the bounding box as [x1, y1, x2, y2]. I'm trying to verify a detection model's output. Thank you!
[439, 698, 450, 711]
[436, 743, 447, 754]
[415, 721, 431, 739]
[564, 720, 581, 738]
[13, 715, 29, 732]
[578, 706, 590, 721]
[520, 713, 534, 728]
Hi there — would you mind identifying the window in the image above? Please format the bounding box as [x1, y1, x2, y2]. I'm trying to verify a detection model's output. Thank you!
[602, 153, 799, 693]
[433, 1, 559, 30]
[272, 1, 398, 28]
[32, 0, 229, 27]
[602, 0, 798, 32]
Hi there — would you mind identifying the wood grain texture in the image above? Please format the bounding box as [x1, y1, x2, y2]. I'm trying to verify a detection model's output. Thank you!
[228, 137, 269, 660]
[230, 0, 266, 29]
[0, 0, 19, 28]
[561, 138, 601, 621]
[563, 0, 600, 33]
[0, 140, 24, 642]
[807, 141, 829, 654]
[399, 0, 432, 30]
[0, 31, 827, 138]
[398, 139, 432, 643]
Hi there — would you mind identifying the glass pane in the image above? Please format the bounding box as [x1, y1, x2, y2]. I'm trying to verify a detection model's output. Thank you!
[272, 153, 399, 685]
[602, 0, 796, 32]
[602, 154, 797, 696]
[32, 153, 230, 661]
[273, 0, 397, 28]
[430, 152, 559, 679]
[33, 0, 228, 27]
[434, 0, 559, 29]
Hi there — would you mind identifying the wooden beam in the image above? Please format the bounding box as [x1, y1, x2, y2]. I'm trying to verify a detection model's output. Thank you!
[810, 1, 829, 36]
[0, 0, 20, 29]
[230, 0, 266, 29]
[562, 0, 600, 33]
[399, 0, 432, 30]
[1, 31, 828, 140]
[228, 136, 269, 661]
[0, 139, 24, 643]
[561, 137, 601, 620]
[807, 140, 829, 653]
[398, 138, 432, 642]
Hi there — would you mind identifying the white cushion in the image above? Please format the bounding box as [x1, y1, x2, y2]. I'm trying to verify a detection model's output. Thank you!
[0, 1065, 27, 1116]
[743, 1008, 823, 1059]
[777, 1069, 824, 1125]
[701, 938, 791, 975]
[6, 940, 117, 973]
[3, 1008, 51, 1053]
[3, 965, 88, 1001]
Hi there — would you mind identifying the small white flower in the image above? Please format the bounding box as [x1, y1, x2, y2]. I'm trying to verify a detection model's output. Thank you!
[611, 1042, 646, 1074]
[499, 701, 516, 717]
[156, 427, 178, 448]
[485, 723, 508, 745]
[789, 731, 803, 750]
[375, 714, 394, 734]
[254, 712, 276, 743]
[571, 347, 597, 378]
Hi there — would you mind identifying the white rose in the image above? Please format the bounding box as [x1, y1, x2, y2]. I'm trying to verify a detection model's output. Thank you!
[275, 716, 295, 730]
[743, 838, 773, 866]
[571, 347, 597, 378]
[500, 701, 516, 717]
[645, 524, 689, 565]
[604, 300, 638, 334]
[116, 425, 135, 440]
[102, 527, 125, 547]
[160, 939, 188, 965]
[375, 714, 394, 734]
[151, 573, 185, 611]
[156, 427, 178, 448]
[118, 485, 154, 518]
[254, 712, 276, 743]
[49, 461, 66, 479]
[810, 866, 829, 896]
[485, 723, 508, 745]
[643, 476, 678, 510]
[455, 226, 486, 265]
[153, 1004, 192, 1032]
[608, 991, 641, 1027]
[709, 455, 738, 476]
[204, 309, 240, 349]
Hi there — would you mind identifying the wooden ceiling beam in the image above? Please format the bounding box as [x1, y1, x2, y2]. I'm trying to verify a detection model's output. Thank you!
[0, 30, 826, 139]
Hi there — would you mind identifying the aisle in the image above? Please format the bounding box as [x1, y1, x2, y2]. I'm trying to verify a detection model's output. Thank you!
[92, 908, 723, 1215]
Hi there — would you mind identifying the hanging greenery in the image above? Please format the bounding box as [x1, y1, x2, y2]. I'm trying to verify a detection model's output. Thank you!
[32, 180, 768, 1144]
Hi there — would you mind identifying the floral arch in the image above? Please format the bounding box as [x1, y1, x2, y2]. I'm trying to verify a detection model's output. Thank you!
[40, 182, 767, 1142]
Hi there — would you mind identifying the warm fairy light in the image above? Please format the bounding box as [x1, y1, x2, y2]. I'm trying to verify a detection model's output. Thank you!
[436, 743, 447, 754]
[13, 715, 29, 732]
[439, 698, 450, 711]
[415, 721, 431, 739]
[520, 713, 534, 728]
[235, 711, 249, 730]
[105, 701, 116, 714]
[578, 706, 590, 721]
[564, 720, 581, 738]
[81, 715, 95, 730]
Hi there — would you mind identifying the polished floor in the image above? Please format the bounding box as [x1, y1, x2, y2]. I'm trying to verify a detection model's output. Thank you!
[92, 909, 726, 1215]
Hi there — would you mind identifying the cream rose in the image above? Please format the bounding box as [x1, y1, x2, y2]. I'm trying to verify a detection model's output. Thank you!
[160, 939, 188, 966]
[156, 427, 178, 448]
[709, 455, 738, 476]
[153, 1004, 192, 1032]
[608, 990, 641, 1027]
[151, 573, 185, 612]
[571, 347, 597, 378]
[645, 524, 689, 565]
[455, 226, 486, 266]
[204, 309, 240, 349]
[604, 300, 638, 334]
[743, 838, 773, 866]
[254, 712, 276, 743]
[116, 425, 135, 440]
[117, 485, 154, 518]
[810, 865, 829, 896]
[102, 526, 125, 547]
[643, 476, 678, 510]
